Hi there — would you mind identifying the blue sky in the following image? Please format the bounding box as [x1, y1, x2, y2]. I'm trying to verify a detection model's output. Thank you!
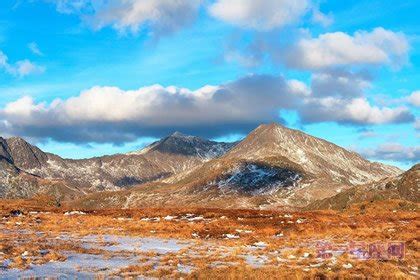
[0, 0, 418, 169]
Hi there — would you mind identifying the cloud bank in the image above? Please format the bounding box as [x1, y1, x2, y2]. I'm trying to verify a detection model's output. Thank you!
[282, 28, 409, 69]
[359, 143, 420, 164]
[0, 74, 414, 143]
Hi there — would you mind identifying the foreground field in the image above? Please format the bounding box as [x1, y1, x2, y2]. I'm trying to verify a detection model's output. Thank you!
[0, 199, 419, 279]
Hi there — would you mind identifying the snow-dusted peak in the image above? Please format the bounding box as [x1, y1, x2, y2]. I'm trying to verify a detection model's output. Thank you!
[225, 122, 401, 185]
[131, 132, 235, 159]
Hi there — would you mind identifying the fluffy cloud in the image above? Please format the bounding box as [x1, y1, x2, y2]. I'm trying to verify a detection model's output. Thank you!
[0, 50, 45, 77]
[1, 73, 414, 143]
[0, 74, 302, 143]
[298, 69, 414, 125]
[52, 0, 202, 35]
[311, 70, 372, 98]
[209, 0, 310, 31]
[407, 91, 420, 107]
[359, 143, 420, 163]
[282, 28, 409, 69]
[300, 97, 414, 125]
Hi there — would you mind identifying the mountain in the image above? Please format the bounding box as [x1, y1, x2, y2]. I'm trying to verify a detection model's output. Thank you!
[0, 133, 235, 199]
[0, 137, 82, 201]
[0, 137, 18, 174]
[72, 123, 402, 209]
[6, 137, 49, 170]
[308, 164, 420, 210]
[131, 132, 235, 159]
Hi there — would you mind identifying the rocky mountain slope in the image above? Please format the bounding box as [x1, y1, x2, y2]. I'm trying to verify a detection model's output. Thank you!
[308, 164, 420, 210]
[0, 137, 83, 201]
[0, 133, 235, 199]
[72, 123, 402, 209]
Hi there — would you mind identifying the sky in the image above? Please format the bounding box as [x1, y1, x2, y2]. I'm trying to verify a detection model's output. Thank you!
[0, 0, 418, 169]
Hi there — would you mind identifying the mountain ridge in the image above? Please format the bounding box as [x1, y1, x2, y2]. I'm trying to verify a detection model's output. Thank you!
[0, 132, 236, 198]
[68, 123, 405, 210]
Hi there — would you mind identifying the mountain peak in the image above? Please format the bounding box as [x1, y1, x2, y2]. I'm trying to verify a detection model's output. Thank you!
[7, 136, 29, 142]
[227, 122, 400, 186]
[170, 131, 189, 138]
[5, 136, 48, 170]
[131, 132, 235, 159]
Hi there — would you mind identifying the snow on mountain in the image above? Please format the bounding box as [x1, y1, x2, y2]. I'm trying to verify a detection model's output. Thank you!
[71, 123, 403, 210]
[0, 133, 235, 198]
[130, 132, 235, 160]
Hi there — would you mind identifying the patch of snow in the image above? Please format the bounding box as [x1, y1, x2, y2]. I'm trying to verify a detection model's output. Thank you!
[342, 263, 353, 269]
[224, 234, 240, 239]
[187, 216, 204, 222]
[64, 211, 86, 216]
[252, 241, 267, 248]
[164, 215, 177, 221]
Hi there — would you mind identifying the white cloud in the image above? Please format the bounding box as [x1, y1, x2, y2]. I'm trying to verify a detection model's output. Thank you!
[0, 50, 45, 77]
[209, 0, 310, 31]
[407, 91, 420, 107]
[300, 97, 414, 125]
[0, 73, 414, 143]
[52, 0, 202, 36]
[311, 8, 333, 27]
[283, 27, 409, 69]
[288, 79, 310, 96]
[0, 74, 301, 143]
[311, 70, 371, 98]
[28, 42, 44, 56]
[359, 143, 420, 163]
[415, 119, 420, 130]
[14, 60, 45, 77]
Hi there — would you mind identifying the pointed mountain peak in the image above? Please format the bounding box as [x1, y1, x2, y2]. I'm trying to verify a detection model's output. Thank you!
[6, 136, 34, 150]
[251, 122, 287, 135]
[5, 136, 48, 170]
[166, 131, 201, 142]
[131, 132, 235, 158]
[170, 131, 188, 137]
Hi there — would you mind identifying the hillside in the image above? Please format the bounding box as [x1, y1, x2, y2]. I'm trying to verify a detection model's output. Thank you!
[308, 164, 420, 210]
[0, 133, 235, 199]
[71, 123, 402, 209]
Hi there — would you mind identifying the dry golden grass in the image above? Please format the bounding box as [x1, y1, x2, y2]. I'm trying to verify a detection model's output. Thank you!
[1, 198, 418, 278]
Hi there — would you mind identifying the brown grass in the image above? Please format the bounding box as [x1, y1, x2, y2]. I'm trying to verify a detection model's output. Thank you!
[1, 198, 418, 278]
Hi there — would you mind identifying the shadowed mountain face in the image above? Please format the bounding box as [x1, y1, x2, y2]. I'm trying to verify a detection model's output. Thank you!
[70, 123, 404, 210]
[135, 132, 235, 159]
[6, 137, 49, 170]
[0, 137, 14, 164]
[0, 133, 235, 198]
[307, 164, 420, 210]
